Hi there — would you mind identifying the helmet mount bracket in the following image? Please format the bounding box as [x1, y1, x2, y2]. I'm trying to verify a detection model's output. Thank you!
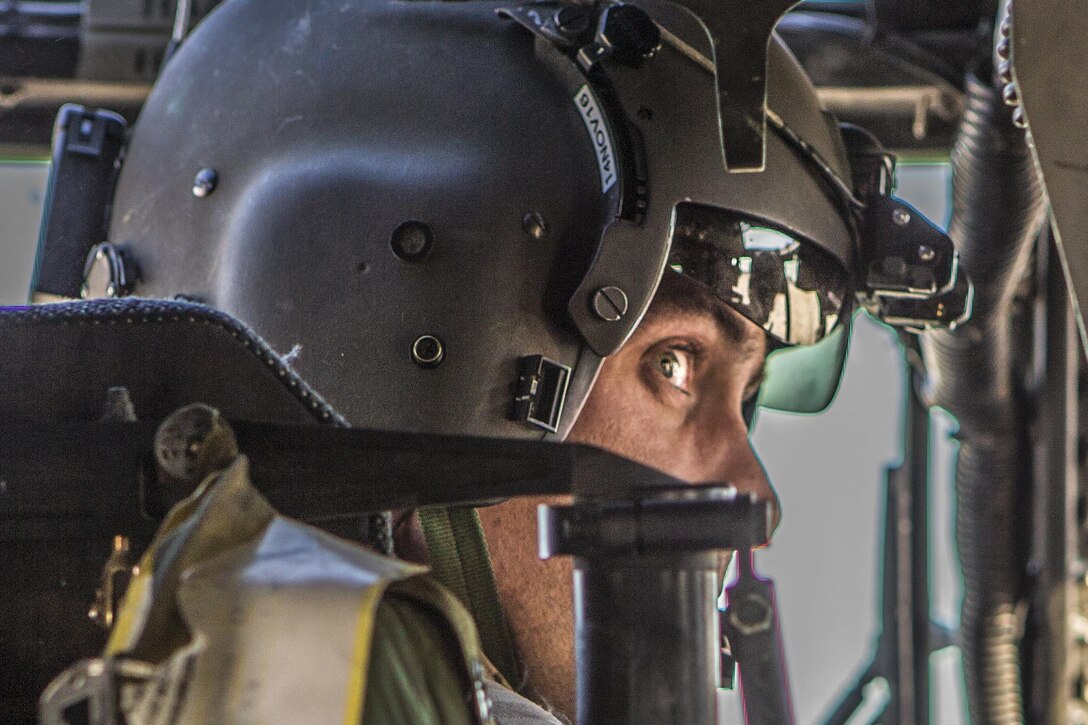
[842, 125, 974, 332]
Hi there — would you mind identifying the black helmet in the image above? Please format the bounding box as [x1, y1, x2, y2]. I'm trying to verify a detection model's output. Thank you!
[103, 0, 861, 438]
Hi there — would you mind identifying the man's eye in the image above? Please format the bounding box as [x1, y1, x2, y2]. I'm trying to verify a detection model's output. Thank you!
[657, 348, 693, 392]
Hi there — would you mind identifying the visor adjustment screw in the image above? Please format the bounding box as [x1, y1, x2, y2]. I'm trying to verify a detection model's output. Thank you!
[592, 286, 629, 322]
[192, 168, 218, 198]
[917, 245, 936, 263]
[521, 212, 548, 241]
[892, 208, 911, 227]
[411, 335, 445, 368]
[391, 221, 434, 262]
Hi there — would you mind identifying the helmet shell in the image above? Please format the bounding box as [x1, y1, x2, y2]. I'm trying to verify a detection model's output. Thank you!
[113, 0, 611, 437]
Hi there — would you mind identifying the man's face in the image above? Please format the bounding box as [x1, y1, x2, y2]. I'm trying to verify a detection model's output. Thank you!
[567, 273, 773, 501]
[477, 273, 776, 719]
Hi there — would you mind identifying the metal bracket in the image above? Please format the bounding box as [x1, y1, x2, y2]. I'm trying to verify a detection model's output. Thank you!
[665, 0, 799, 171]
[511, 355, 571, 434]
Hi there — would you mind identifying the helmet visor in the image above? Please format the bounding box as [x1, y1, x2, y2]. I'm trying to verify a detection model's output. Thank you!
[667, 203, 849, 347]
[756, 315, 852, 413]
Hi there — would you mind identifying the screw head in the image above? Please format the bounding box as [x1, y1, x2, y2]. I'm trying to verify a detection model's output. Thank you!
[192, 168, 218, 198]
[892, 208, 912, 226]
[390, 221, 434, 262]
[591, 286, 629, 322]
[521, 212, 548, 241]
[917, 245, 936, 263]
[411, 335, 445, 368]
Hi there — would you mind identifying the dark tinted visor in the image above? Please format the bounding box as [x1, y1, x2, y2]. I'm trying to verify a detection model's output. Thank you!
[667, 202, 849, 347]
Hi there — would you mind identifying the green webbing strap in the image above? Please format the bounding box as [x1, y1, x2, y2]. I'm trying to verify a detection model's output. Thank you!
[418, 506, 522, 688]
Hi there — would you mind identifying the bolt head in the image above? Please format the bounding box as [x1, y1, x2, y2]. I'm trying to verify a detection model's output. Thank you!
[728, 592, 774, 636]
[591, 286, 629, 322]
[192, 167, 218, 198]
[917, 245, 936, 263]
[892, 208, 911, 226]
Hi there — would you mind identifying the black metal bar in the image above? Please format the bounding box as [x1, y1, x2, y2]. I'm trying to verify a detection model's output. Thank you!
[541, 487, 774, 725]
[1024, 234, 1079, 723]
[905, 337, 932, 725]
[724, 550, 795, 725]
[573, 552, 721, 725]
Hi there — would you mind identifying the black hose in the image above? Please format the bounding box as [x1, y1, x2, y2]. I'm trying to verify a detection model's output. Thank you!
[923, 66, 1046, 723]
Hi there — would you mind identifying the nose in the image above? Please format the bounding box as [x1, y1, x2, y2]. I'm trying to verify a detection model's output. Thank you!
[693, 415, 780, 534]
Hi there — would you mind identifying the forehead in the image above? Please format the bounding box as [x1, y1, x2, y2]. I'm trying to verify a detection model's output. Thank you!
[642, 273, 768, 354]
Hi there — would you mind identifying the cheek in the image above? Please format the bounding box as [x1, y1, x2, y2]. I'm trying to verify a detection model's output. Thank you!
[568, 381, 693, 475]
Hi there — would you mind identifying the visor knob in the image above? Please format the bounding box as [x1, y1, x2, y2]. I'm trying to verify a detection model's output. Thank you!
[592, 286, 629, 322]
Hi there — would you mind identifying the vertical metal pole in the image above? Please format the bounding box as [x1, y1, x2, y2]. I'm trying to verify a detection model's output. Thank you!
[906, 349, 932, 725]
[573, 553, 720, 725]
[1027, 235, 1079, 723]
[883, 336, 932, 725]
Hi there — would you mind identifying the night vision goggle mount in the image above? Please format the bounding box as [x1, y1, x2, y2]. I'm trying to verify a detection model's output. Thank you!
[844, 125, 974, 332]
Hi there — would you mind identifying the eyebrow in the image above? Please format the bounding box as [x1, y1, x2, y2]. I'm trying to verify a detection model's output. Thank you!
[651, 287, 765, 349]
